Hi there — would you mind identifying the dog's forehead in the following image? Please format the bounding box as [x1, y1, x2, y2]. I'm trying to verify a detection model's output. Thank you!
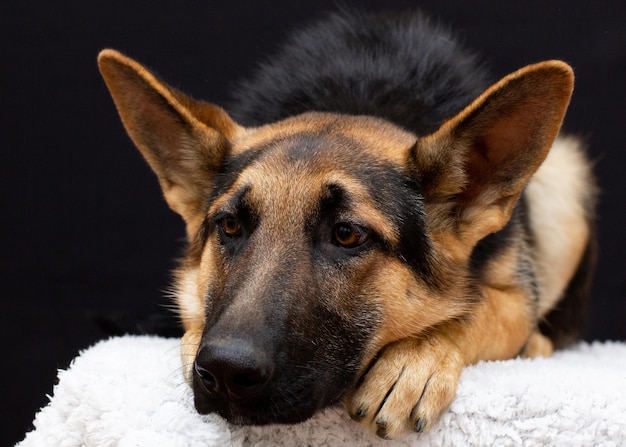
[234, 111, 417, 164]
[225, 112, 418, 202]
[215, 143, 396, 237]
[210, 112, 419, 237]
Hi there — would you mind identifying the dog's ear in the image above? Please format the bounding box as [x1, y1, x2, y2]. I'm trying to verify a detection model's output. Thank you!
[411, 61, 574, 252]
[98, 49, 242, 230]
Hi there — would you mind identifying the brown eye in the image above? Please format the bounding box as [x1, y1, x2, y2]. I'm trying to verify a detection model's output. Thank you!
[220, 215, 241, 237]
[333, 223, 368, 248]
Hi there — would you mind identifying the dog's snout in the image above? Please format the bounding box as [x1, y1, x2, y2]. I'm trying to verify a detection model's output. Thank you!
[194, 339, 274, 401]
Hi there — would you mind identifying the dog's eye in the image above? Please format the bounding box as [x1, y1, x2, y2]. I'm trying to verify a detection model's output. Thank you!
[333, 222, 368, 248]
[219, 215, 242, 238]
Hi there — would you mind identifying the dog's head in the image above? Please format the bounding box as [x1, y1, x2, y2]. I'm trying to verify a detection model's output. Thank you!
[98, 49, 572, 424]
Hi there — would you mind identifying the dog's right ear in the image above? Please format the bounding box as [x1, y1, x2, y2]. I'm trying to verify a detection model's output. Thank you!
[98, 49, 242, 231]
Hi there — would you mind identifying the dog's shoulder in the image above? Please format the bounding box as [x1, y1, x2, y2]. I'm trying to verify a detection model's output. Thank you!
[229, 10, 490, 135]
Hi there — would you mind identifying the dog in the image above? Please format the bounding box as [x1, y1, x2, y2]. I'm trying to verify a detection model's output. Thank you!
[98, 10, 596, 440]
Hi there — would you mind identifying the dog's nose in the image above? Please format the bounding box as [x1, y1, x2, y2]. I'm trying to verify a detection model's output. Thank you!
[194, 338, 274, 400]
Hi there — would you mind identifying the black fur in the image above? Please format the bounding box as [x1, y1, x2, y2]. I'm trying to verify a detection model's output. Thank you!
[469, 204, 519, 280]
[229, 10, 490, 135]
[539, 231, 597, 348]
[226, 9, 590, 350]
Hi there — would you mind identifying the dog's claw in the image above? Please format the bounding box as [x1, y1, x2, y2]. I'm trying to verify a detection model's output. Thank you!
[350, 408, 366, 421]
[414, 417, 424, 433]
[375, 419, 389, 439]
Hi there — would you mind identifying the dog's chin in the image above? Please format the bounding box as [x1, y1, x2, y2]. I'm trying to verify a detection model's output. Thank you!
[196, 399, 322, 426]
[220, 406, 317, 426]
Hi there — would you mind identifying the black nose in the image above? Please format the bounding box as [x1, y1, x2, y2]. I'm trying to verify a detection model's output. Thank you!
[194, 338, 274, 401]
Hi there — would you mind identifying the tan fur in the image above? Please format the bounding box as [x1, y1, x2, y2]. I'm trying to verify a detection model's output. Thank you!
[346, 62, 579, 438]
[174, 267, 204, 382]
[525, 135, 596, 316]
[522, 331, 554, 358]
[348, 282, 538, 438]
[98, 49, 591, 440]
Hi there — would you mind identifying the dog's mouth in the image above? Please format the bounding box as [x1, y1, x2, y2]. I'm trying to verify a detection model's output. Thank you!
[192, 367, 348, 425]
[191, 341, 356, 425]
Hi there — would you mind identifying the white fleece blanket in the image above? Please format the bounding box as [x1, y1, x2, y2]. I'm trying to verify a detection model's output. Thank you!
[18, 336, 626, 447]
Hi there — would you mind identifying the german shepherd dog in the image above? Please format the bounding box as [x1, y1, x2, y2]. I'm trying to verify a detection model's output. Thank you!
[98, 10, 596, 439]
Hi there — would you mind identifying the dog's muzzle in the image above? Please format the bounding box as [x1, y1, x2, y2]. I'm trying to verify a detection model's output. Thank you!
[191, 331, 357, 425]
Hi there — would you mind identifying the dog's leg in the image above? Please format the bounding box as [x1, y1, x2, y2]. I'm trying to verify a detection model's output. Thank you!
[347, 285, 534, 439]
[181, 328, 203, 384]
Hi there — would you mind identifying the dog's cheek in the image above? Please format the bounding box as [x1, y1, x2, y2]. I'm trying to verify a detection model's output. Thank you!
[195, 238, 231, 321]
[364, 257, 467, 351]
[305, 263, 384, 380]
[291, 300, 381, 405]
[177, 241, 227, 371]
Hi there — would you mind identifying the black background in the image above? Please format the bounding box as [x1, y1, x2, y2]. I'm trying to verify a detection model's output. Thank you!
[2, 1, 625, 445]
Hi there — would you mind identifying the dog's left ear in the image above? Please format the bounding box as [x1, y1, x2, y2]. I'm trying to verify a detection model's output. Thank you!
[98, 49, 243, 233]
[411, 61, 574, 251]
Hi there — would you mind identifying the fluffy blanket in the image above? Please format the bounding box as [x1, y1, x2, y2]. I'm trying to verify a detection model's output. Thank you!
[18, 336, 626, 447]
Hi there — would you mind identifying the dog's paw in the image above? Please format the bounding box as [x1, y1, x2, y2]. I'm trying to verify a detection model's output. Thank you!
[346, 336, 463, 439]
[520, 330, 553, 358]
